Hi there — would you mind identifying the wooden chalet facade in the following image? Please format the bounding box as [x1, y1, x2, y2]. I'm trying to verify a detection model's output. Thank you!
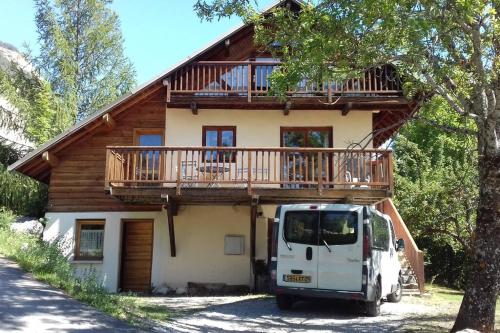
[9, 0, 424, 294]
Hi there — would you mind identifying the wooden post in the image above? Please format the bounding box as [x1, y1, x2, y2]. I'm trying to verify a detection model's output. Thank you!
[104, 148, 110, 188]
[247, 63, 252, 103]
[166, 204, 176, 257]
[176, 150, 182, 195]
[250, 204, 257, 291]
[247, 152, 252, 195]
[388, 152, 394, 192]
[42, 151, 59, 167]
[317, 151, 323, 194]
[327, 83, 332, 103]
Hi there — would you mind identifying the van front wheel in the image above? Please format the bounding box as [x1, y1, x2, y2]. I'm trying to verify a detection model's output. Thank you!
[276, 294, 293, 310]
[365, 282, 381, 317]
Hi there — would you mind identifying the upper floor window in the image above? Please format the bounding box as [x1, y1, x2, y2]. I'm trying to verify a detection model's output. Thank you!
[202, 126, 236, 162]
[133, 129, 164, 146]
[75, 220, 105, 260]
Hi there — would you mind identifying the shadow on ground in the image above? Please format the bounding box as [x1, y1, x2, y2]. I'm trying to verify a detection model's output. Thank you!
[157, 296, 453, 333]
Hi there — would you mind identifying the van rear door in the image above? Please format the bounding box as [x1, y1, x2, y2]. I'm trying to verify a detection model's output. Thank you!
[317, 207, 363, 291]
[277, 210, 318, 289]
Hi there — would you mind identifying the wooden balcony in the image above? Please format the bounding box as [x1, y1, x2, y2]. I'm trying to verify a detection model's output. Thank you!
[165, 61, 403, 107]
[105, 146, 393, 205]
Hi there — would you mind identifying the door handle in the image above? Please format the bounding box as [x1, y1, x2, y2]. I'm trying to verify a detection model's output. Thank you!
[306, 247, 313, 260]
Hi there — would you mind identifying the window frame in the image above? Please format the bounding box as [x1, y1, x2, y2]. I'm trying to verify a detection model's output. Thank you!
[202, 126, 237, 162]
[202, 126, 236, 147]
[280, 126, 333, 148]
[133, 128, 165, 146]
[74, 220, 106, 261]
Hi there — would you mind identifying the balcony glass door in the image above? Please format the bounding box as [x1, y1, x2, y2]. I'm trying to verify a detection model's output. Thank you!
[281, 127, 332, 188]
[134, 129, 164, 183]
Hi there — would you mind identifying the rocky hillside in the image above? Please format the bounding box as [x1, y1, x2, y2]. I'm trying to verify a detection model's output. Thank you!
[0, 41, 34, 150]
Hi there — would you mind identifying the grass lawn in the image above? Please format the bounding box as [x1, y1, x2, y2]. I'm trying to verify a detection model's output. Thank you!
[402, 284, 500, 332]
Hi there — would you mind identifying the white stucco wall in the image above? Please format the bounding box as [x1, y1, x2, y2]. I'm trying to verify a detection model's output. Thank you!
[165, 108, 373, 148]
[44, 206, 272, 292]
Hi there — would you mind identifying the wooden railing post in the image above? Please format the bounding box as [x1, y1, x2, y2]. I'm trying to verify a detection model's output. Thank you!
[317, 151, 323, 194]
[176, 150, 182, 195]
[247, 63, 252, 103]
[247, 152, 252, 194]
[388, 152, 394, 193]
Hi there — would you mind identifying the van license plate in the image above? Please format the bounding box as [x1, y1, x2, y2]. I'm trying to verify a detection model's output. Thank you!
[283, 274, 311, 283]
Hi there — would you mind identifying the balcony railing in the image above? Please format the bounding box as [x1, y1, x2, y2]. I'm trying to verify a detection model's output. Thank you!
[166, 62, 402, 102]
[105, 146, 393, 196]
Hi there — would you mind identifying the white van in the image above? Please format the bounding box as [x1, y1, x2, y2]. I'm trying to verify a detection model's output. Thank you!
[270, 204, 405, 316]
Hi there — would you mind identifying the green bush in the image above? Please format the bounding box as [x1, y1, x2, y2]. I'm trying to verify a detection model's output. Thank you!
[0, 224, 138, 321]
[0, 208, 15, 230]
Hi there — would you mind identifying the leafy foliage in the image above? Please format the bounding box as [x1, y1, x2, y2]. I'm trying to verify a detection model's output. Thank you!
[34, 0, 136, 121]
[0, 144, 47, 217]
[394, 97, 478, 288]
[0, 63, 72, 146]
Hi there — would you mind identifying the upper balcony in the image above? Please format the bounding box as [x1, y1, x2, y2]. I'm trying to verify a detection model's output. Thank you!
[164, 61, 404, 109]
[105, 146, 393, 206]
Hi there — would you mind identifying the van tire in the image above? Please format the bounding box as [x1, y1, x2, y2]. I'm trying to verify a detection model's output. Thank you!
[387, 276, 403, 303]
[366, 281, 381, 317]
[276, 294, 293, 310]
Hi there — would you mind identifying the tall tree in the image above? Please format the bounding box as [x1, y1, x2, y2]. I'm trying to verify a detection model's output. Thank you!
[195, 1, 499, 331]
[35, 0, 136, 121]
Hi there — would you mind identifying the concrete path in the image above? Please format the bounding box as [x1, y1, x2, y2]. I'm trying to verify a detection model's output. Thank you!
[0, 257, 142, 333]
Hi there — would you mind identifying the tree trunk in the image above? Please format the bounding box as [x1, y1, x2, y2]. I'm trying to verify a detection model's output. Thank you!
[452, 144, 500, 332]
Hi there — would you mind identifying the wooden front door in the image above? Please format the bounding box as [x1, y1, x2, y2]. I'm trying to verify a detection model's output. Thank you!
[120, 219, 153, 292]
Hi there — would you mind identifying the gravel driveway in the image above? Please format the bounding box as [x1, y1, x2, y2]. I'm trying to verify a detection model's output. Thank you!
[145, 295, 443, 333]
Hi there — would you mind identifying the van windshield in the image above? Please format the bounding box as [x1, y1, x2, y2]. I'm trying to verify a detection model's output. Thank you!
[283, 210, 358, 245]
[320, 211, 358, 245]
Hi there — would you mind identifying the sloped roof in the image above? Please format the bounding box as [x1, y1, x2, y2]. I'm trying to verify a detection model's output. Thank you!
[9, 0, 304, 181]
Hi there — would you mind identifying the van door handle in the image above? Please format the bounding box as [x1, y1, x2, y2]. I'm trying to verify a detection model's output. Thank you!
[306, 247, 312, 260]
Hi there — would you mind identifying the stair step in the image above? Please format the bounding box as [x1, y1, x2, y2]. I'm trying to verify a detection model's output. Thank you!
[402, 289, 421, 296]
[403, 283, 419, 289]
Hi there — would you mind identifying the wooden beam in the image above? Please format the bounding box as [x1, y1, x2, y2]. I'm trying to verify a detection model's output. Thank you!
[342, 102, 353, 116]
[190, 101, 198, 115]
[166, 203, 177, 257]
[250, 204, 257, 262]
[101, 114, 115, 130]
[283, 101, 292, 116]
[42, 151, 59, 167]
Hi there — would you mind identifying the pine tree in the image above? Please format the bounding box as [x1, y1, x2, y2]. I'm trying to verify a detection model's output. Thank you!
[35, 0, 136, 121]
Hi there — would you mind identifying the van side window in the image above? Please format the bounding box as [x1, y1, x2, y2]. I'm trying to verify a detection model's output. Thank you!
[372, 215, 390, 251]
[284, 211, 318, 245]
[320, 211, 358, 245]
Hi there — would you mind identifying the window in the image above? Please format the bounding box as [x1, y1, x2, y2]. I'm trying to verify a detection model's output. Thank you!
[202, 126, 236, 161]
[371, 215, 389, 251]
[224, 235, 245, 255]
[320, 211, 358, 245]
[284, 211, 318, 245]
[75, 220, 105, 260]
[133, 129, 164, 181]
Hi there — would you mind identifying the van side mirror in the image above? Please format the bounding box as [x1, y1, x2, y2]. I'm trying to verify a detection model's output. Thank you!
[396, 238, 405, 251]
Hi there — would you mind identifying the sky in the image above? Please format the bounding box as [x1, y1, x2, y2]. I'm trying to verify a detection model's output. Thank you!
[0, 0, 273, 84]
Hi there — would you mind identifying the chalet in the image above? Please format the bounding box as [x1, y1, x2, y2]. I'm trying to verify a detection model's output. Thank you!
[9, 0, 424, 294]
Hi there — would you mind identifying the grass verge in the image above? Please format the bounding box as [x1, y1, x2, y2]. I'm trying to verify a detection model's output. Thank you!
[0, 209, 170, 328]
[402, 284, 500, 332]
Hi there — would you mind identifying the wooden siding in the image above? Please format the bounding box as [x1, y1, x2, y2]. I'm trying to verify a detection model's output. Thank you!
[48, 92, 166, 212]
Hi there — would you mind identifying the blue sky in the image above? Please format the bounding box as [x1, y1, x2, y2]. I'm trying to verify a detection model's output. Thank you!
[0, 0, 273, 84]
